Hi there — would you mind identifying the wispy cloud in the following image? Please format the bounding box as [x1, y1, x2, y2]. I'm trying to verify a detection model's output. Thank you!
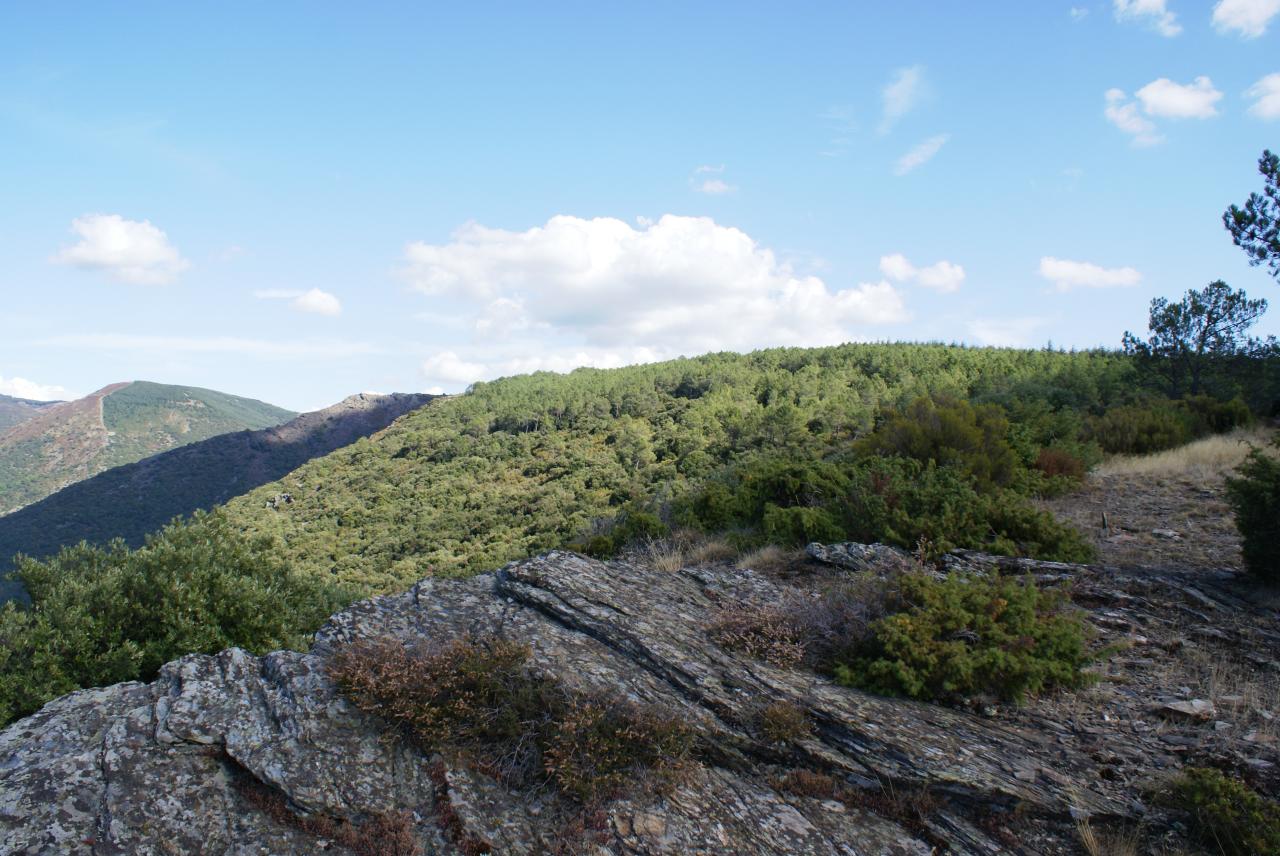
[967, 317, 1046, 348]
[879, 66, 925, 134]
[253, 288, 343, 316]
[893, 134, 949, 175]
[689, 164, 737, 194]
[1113, 0, 1181, 36]
[38, 334, 381, 358]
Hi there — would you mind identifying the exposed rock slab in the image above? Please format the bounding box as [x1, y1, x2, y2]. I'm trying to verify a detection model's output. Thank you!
[2, 548, 1132, 855]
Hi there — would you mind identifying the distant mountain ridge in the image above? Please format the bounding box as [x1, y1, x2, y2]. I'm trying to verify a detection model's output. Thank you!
[0, 394, 61, 434]
[0, 381, 296, 515]
[0, 392, 435, 570]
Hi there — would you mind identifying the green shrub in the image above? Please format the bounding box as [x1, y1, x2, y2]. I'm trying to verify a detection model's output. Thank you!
[0, 510, 348, 726]
[1161, 767, 1280, 856]
[1225, 444, 1280, 583]
[859, 396, 1019, 488]
[832, 572, 1094, 703]
[328, 636, 694, 805]
[1182, 394, 1253, 435]
[1086, 400, 1191, 455]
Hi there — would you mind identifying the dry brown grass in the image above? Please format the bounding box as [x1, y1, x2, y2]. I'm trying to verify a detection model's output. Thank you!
[1095, 428, 1275, 480]
[1181, 649, 1280, 743]
[735, 545, 807, 574]
[685, 538, 738, 564]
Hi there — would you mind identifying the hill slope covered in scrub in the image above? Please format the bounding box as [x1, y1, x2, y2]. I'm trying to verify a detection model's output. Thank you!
[0, 394, 59, 434]
[0, 381, 295, 514]
[215, 343, 1144, 593]
[0, 392, 434, 571]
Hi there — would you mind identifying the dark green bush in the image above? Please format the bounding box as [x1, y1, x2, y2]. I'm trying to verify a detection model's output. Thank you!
[1161, 767, 1280, 856]
[0, 510, 348, 726]
[859, 396, 1018, 488]
[1086, 400, 1191, 455]
[1225, 444, 1280, 583]
[832, 572, 1094, 703]
[1182, 394, 1253, 435]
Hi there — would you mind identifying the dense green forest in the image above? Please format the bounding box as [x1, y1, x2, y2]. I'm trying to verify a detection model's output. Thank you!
[212, 342, 1270, 592]
[2, 338, 1276, 725]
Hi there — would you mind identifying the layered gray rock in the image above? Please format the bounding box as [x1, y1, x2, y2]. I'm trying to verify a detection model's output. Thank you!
[0, 548, 1135, 855]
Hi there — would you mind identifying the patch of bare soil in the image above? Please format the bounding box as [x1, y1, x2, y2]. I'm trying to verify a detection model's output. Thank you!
[1041, 470, 1243, 573]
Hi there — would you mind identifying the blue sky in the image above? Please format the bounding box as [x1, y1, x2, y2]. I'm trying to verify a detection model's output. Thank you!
[2, 1, 1278, 411]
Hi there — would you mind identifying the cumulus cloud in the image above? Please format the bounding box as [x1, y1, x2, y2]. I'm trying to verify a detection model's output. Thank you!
[53, 214, 190, 285]
[1038, 257, 1142, 291]
[0, 374, 72, 401]
[967, 318, 1046, 348]
[1135, 76, 1223, 119]
[1213, 0, 1280, 37]
[1246, 73, 1280, 120]
[893, 134, 949, 175]
[405, 214, 909, 389]
[879, 66, 925, 133]
[1113, 0, 1181, 36]
[690, 164, 737, 195]
[878, 253, 965, 293]
[254, 288, 343, 316]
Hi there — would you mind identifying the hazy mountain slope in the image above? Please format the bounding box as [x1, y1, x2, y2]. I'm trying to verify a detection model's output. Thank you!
[0, 394, 60, 434]
[0, 393, 433, 567]
[0, 381, 295, 514]
[213, 343, 1135, 593]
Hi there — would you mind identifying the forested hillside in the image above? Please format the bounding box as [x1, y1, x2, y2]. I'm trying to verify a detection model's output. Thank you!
[0, 381, 295, 513]
[216, 342, 1191, 593]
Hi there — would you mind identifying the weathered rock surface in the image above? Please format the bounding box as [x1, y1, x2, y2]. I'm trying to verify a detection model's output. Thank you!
[4, 545, 1258, 855]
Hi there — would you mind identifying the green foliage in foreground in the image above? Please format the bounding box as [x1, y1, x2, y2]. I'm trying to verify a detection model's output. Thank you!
[0, 510, 349, 726]
[833, 572, 1094, 703]
[1161, 767, 1280, 856]
[222, 344, 1143, 592]
[1226, 442, 1280, 583]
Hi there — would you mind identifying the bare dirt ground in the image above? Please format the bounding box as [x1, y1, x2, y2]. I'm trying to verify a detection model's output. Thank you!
[1040, 429, 1276, 574]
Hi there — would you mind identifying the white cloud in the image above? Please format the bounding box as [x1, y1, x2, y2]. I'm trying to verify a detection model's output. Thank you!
[39, 334, 381, 358]
[893, 134, 949, 175]
[424, 385, 445, 396]
[1105, 89, 1164, 146]
[1135, 76, 1223, 119]
[967, 318, 1046, 348]
[404, 214, 909, 389]
[292, 288, 342, 316]
[1038, 256, 1142, 291]
[1070, 6, 1090, 19]
[1213, 0, 1280, 37]
[879, 66, 925, 133]
[690, 165, 737, 194]
[1246, 73, 1280, 120]
[253, 288, 342, 316]
[0, 374, 72, 401]
[1113, 0, 1182, 36]
[52, 214, 190, 285]
[878, 253, 966, 293]
[421, 351, 488, 385]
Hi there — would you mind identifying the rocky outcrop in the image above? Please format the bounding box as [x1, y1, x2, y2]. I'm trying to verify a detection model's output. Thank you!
[0, 544, 1165, 855]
